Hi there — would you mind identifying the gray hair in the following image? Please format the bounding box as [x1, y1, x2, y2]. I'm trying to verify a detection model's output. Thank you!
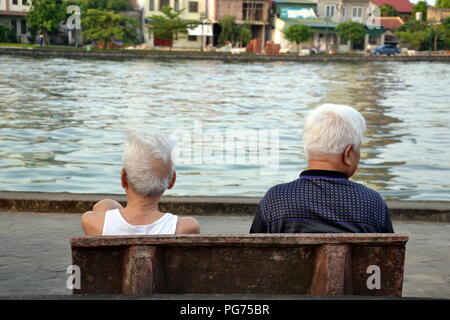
[122, 130, 175, 198]
[303, 104, 366, 158]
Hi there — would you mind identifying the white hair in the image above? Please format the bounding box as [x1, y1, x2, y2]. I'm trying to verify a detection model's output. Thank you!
[303, 104, 366, 158]
[122, 130, 175, 198]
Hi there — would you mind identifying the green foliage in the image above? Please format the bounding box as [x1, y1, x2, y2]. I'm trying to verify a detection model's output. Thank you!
[0, 26, 18, 43]
[396, 29, 430, 50]
[27, 26, 38, 44]
[218, 15, 239, 46]
[380, 4, 398, 17]
[82, 9, 138, 47]
[336, 21, 366, 45]
[147, 7, 199, 49]
[217, 16, 252, 47]
[396, 20, 430, 50]
[397, 20, 429, 33]
[283, 24, 313, 51]
[67, 0, 131, 11]
[435, 0, 450, 8]
[437, 17, 450, 48]
[238, 23, 252, 47]
[412, 1, 428, 21]
[396, 18, 450, 50]
[27, 0, 67, 43]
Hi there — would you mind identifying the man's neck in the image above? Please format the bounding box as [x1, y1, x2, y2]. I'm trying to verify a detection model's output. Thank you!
[308, 160, 341, 172]
[124, 192, 162, 216]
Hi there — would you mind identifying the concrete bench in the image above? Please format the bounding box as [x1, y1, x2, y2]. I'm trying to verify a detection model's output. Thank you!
[70, 234, 408, 296]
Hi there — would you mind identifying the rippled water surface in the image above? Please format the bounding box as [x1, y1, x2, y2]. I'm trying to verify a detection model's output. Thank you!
[0, 55, 449, 200]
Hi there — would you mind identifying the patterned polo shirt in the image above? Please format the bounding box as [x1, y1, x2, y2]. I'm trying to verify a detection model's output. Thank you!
[250, 170, 394, 233]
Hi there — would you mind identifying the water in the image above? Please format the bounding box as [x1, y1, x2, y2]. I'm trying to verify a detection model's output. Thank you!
[0, 55, 449, 200]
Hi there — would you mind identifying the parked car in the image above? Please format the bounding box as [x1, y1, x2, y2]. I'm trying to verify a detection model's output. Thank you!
[371, 44, 400, 56]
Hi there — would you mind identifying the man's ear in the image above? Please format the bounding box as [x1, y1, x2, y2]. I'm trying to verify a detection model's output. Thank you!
[121, 168, 128, 189]
[343, 145, 353, 167]
[167, 171, 176, 190]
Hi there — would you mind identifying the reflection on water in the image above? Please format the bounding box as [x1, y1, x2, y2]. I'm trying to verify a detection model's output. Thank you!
[0, 56, 449, 200]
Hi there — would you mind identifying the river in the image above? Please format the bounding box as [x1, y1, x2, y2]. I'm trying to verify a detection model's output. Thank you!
[0, 55, 449, 200]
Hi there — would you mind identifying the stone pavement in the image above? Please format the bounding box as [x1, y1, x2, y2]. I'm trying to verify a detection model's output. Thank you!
[0, 212, 448, 298]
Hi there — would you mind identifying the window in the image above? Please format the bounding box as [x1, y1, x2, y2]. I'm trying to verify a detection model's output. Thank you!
[159, 0, 170, 10]
[243, 1, 263, 21]
[149, 0, 154, 11]
[12, 0, 18, 5]
[22, 0, 29, 5]
[352, 6, 363, 21]
[188, 35, 197, 41]
[20, 19, 26, 34]
[188, 1, 198, 13]
[341, 7, 346, 18]
[326, 5, 335, 17]
[174, 0, 179, 11]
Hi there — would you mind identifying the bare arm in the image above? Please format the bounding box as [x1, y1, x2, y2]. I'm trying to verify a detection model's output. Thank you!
[80, 199, 123, 236]
[175, 217, 200, 234]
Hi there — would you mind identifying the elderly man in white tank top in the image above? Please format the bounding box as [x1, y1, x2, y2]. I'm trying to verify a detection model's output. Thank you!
[81, 131, 200, 235]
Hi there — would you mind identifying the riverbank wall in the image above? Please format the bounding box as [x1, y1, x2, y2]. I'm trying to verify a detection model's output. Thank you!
[1, 47, 450, 62]
[0, 191, 449, 222]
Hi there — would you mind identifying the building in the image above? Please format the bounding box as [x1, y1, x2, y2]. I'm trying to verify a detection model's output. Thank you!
[273, 0, 380, 52]
[208, 0, 271, 46]
[378, 16, 403, 45]
[0, 0, 31, 43]
[272, 0, 338, 52]
[138, 0, 211, 49]
[427, 6, 450, 24]
[373, 0, 413, 22]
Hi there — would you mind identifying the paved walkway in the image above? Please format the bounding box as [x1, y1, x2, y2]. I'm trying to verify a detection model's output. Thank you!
[0, 212, 448, 298]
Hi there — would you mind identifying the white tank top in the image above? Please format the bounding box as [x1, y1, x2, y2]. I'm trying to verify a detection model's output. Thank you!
[102, 209, 179, 235]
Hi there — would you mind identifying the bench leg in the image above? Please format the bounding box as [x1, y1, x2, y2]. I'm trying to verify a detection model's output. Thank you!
[310, 244, 353, 295]
[122, 246, 160, 294]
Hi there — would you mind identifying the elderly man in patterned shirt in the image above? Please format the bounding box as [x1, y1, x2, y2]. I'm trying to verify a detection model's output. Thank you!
[250, 104, 394, 233]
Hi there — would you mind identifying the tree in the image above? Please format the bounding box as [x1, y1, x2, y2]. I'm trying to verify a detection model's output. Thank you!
[412, 1, 428, 21]
[147, 7, 198, 50]
[218, 15, 239, 46]
[82, 9, 138, 48]
[283, 24, 313, 52]
[336, 21, 366, 50]
[379, 4, 398, 17]
[27, 0, 67, 45]
[237, 23, 252, 47]
[430, 17, 450, 50]
[396, 20, 431, 50]
[442, 17, 450, 48]
[435, 0, 450, 8]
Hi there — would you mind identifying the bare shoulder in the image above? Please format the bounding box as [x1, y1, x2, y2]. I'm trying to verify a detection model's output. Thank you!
[175, 216, 200, 234]
[81, 210, 106, 236]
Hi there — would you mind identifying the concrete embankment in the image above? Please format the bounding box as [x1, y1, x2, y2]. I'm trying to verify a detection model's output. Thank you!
[0, 191, 449, 222]
[1, 47, 450, 62]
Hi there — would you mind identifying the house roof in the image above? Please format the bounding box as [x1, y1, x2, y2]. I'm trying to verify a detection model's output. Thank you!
[379, 17, 405, 30]
[373, 0, 413, 13]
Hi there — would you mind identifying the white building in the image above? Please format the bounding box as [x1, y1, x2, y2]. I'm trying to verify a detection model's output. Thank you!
[272, 0, 381, 53]
[137, 0, 212, 50]
[0, 0, 31, 43]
